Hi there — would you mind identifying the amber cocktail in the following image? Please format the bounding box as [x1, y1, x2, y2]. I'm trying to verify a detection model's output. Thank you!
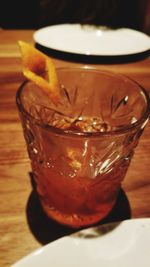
[16, 68, 150, 228]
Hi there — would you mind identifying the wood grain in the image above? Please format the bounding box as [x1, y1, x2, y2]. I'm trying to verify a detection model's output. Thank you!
[0, 29, 150, 267]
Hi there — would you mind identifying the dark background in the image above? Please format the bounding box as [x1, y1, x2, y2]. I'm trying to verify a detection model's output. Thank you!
[0, 0, 150, 33]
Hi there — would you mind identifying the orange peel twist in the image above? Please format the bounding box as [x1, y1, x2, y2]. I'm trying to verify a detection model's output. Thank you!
[18, 40, 61, 104]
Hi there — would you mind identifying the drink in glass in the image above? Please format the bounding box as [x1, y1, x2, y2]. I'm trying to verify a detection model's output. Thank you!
[16, 67, 150, 228]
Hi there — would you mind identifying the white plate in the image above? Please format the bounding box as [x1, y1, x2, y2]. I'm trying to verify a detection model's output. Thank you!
[12, 218, 150, 267]
[33, 24, 150, 57]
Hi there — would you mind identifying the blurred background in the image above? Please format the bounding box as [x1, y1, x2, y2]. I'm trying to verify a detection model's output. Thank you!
[0, 0, 150, 34]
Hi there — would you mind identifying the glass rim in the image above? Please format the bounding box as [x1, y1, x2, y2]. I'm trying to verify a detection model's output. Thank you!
[16, 67, 150, 138]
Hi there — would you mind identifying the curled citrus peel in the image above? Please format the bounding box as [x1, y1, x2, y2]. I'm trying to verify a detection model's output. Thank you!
[18, 40, 61, 104]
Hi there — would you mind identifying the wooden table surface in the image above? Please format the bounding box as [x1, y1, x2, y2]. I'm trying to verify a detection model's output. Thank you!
[0, 29, 150, 267]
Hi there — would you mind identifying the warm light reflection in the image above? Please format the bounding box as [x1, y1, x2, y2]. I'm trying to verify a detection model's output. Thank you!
[96, 30, 103, 36]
